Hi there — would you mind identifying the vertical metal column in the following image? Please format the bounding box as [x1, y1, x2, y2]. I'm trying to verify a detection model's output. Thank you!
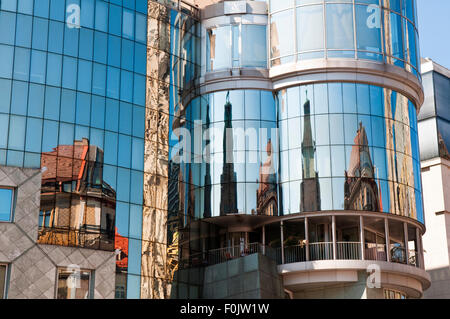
[404, 222, 409, 265]
[385, 218, 391, 262]
[262, 225, 266, 255]
[332, 216, 337, 260]
[305, 217, 310, 261]
[360, 215, 365, 260]
[280, 221, 285, 264]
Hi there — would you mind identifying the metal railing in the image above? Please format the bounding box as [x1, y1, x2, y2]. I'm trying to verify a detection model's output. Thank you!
[336, 242, 361, 260]
[365, 243, 387, 261]
[309, 242, 333, 260]
[284, 245, 307, 263]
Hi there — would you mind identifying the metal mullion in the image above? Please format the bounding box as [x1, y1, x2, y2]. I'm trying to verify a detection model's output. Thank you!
[352, 0, 357, 59]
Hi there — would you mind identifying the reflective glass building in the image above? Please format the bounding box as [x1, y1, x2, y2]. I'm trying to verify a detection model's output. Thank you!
[0, 0, 431, 299]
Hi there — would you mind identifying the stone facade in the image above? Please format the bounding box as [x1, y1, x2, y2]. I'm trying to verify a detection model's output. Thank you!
[0, 166, 116, 299]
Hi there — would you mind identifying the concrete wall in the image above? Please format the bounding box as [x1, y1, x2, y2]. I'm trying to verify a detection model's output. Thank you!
[421, 158, 450, 298]
[171, 253, 285, 299]
[0, 166, 116, 299]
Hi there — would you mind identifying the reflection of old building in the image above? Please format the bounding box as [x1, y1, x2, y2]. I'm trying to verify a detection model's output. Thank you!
[203, 102, 212, 218]
[38, 138, 116, 251]
[345, 123, 380, 211]
[220, 92, 238, 216]
[115, 227, 128, 271]
[256, 139, 278, 216]
[300, 94, 321, 212]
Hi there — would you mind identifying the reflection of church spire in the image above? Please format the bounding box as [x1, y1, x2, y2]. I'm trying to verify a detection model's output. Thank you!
[256, 139, 278, 216]
[344, 122, 380, 211]
[300, 91, 321, 212]
[203, 101, 212, 218]
[220, 92, 238, 216]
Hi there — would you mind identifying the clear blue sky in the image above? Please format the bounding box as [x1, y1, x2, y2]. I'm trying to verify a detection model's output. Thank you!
[417, 0, 450, 69]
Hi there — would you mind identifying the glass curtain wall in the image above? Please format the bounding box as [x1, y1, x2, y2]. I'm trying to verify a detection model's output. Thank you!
[269, 0, 420, 78]
[0, 0, 148, 299]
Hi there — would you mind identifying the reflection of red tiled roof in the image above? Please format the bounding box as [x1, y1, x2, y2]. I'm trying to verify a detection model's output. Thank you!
[41, 140, 89, 182]
[115, 227, 128, 270]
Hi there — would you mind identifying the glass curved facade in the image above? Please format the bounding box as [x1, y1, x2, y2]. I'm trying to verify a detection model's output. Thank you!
[278, 82, 423, 222]
[0, 0, 147, 298]
[171, 89, 278, 218]
[206, 23, 267, 71]
[269, 0, 420, 78]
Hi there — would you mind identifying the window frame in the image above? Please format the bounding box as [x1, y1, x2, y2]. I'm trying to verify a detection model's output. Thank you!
[0, 187, 15, 223]
[56, 267, 94, 299]
[0, 263, 8, 299]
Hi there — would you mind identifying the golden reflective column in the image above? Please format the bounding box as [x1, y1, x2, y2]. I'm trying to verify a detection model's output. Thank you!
[142, 1, 171, 299]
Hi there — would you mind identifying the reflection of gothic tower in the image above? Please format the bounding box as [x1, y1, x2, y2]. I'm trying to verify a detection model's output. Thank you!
[203, 102, 212, 218]
[300, 92, 321, 212]
[256, 139, 278, 216]
[344, 122, 380, 211]
[220, 92, 238, 216]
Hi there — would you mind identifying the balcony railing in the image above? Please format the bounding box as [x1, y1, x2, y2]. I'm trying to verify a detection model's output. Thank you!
[365, 243, 387, 261]
[309, 242, 333, 260]
[336, 242, 361, 260]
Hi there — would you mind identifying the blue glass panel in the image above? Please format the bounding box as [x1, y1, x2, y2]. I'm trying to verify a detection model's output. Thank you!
[109, 3, 122, 36]
[91, 95, 105, 129]
[106, 66, 120, 99]
[120, 70, 133, 102]
[58, 122, 74, 145]
[117, 168, 130, 202]
[129, 204, 142, 240]
[46, 53, 62, 86]
[355, 4, 382, 54]
[105, 98, 119, 131]
[104, 131, 118, 165]
[121, 39, 134, 71]
[15, 14, 32, 47]
[135, 0, 147, 14]
[92, 63, 106, 96]
[328, 83, 343, 113]
[77, 60, 92, 93]
[118, 134, 131, 167]
[130, 170, 143, 204]
[63, 27, 79, 57]
[0, 79, 12, 113]
[28, 83, 44, 118]
[79, 28, 94, 60]
[62, 56, 77, 89]
[0, 114, 9, 148]
[132, 106, 144, 138]
[133, 74, 145, 106]
[50, 0, 65, 21]
[7, 150, 24, 166]
[123, 8, 134, 39]
[34, 0, 50, 18]
[13, 47, 30, 81]
[356, 83, 371, 115]
[326, 4, 354, 50]
[131, 137, 143, 170]
[116, 201, 129, 237]
[8, 115, 26, 150]
[17, 0, 33, 14]
[30, 50, 47, 84]
[0, 11, 16, 45]
[32, 17, 48, 51]
[74, 124, 89, 140]
[41, 119, 58, 152]
[81, 0, 95, 28]
[48, 21, 64, 54]
[25, 117, 42, 152]
[135, 12, 146, 43]
[11, 81, 28, 115]
[1, 0, 17, 11]
[93, 31, 107, 63]
[60, 89, 76, 123]
[127, 239, 142, 275]
[90, 128, 103, 149]
[123, 0, 135, 10]
[44, 86, 60, 121]
[76, 92, 91, 126]
[0, 188, 13, 222]
[134, 43, 146, 74]
[108, 35, 121, 67]
[95, 0, 108, 32]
